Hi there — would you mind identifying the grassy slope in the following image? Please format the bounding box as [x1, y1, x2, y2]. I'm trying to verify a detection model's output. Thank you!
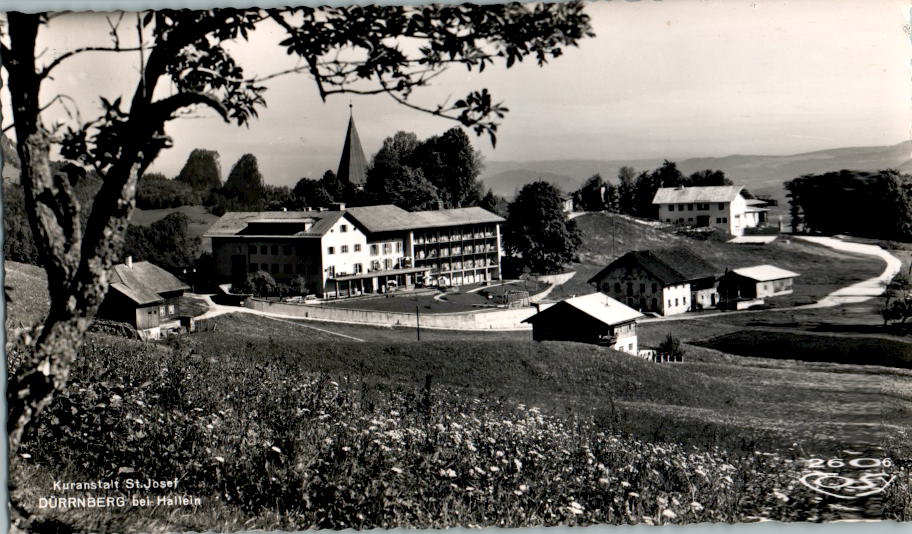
[187, 314, 912, 455]
[129, 204, 219, 252]
[4, 260, 50, 328]
[551, 212, 885, 303]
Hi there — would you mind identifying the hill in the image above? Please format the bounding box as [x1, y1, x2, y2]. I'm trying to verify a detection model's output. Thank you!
[481, 141, 912, 201]
[549, 212, 885, 303]
[4, 261, 49, 329]
[128, 204, 219, 253]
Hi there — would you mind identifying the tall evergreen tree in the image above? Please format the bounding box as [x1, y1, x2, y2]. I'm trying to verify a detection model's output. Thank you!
[175, 148, 222, 191]
[223, 153, 265, 207]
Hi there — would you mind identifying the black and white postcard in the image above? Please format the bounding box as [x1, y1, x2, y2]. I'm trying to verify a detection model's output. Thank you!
[2, 0, 910, 531]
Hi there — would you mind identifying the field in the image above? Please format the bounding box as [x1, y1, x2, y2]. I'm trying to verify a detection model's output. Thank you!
[551, 212, 885, 304]
[10, 325, 912, 531]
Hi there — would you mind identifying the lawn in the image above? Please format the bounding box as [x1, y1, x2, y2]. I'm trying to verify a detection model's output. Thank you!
[550, 212, 886, 305]
[322, 279, 549, 314]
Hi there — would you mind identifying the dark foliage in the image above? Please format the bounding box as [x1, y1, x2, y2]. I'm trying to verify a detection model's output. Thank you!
[784, 169, 912, 240]
[136, 172, 202, 209]
[175, 148, 222, 192]
[505, 180, 581, 274]
[293, 177, 335, 209]
[122, 212, 200, 275]
[573, 174, 607, 211]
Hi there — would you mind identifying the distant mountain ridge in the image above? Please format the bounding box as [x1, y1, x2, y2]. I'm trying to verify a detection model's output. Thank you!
[480, 141, 912, 201]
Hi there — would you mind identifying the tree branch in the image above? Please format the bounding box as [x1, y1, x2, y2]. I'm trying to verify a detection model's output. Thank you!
[39, 45, 149, 80]
[151, 91, 229, 122]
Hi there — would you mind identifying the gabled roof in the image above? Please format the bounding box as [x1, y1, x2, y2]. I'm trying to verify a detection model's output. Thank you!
[730, 265, 800, 282]
[652, 185, 744, 204]
[336, 114, 368, 186]
[203, 210, 345, 238]
[109, 261, 189, 305]
[523, 293, 642, 326]
[588, 247, 721, 286]
[346, 205, 504, 233]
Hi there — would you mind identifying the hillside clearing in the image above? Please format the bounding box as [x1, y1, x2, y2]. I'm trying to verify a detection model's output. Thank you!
[550, 212, 886, 303]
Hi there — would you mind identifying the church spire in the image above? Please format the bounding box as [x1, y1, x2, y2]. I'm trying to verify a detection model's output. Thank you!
[336, 104, 368, 188]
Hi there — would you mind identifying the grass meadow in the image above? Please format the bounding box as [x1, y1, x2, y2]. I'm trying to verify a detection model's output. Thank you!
[9, 315, 912, 531]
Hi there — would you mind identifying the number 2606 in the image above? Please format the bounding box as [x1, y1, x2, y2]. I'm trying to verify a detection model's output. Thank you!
[806, 458, 892, 469]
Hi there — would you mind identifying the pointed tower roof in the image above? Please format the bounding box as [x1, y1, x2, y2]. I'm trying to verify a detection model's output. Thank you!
[336, 106, 368, 187]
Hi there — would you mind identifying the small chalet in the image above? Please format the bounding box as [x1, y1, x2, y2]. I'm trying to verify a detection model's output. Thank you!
[560, 194, 574, 214]
[588, 247, 722, 316]
[96, 257, 190, 339]
[523, 292, 643, 354]
[652, 185, 767, 236]
[718, 265, 800, 309]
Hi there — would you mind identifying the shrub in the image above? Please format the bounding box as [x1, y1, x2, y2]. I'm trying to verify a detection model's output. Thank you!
[657, 335, 686, 361]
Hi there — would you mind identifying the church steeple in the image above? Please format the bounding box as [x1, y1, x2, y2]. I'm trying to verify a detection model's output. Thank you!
[336, 104, 368, 188]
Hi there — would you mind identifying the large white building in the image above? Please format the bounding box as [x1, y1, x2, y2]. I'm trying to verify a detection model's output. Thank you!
[652, 185, 767, 236]
[205, 204, 505, 298]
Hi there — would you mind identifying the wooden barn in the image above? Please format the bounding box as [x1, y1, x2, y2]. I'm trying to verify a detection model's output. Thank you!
[718, 264, 799, 308]
[96, 257, 190, 339]
[522, 293, 643, 354]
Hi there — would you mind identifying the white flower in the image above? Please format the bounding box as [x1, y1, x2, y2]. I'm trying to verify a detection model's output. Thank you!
[773, 490, 789, 502]
[489, 465, 500, 472]
[271, 446, 282, 453]
[214, 456, 225, 463]
[690, 501, 703, 511]
[662, 509, 677, 520]
[391, 467, 403, 474]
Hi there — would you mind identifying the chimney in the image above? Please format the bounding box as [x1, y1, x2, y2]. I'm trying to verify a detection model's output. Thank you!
[331, 202, 346, 211]
[283, 207, 288, 212]
[126, 256, 133, 269]
[677, 184, 685, 191]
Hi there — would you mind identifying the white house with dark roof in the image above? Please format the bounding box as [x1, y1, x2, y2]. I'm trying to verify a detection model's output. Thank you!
[652, 185, 766, 236]
[205, 204, 504, 298]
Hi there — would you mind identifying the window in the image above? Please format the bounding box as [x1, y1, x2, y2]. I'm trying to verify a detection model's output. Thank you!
[666, 219, 671, 223]
[668, 299, 672, 307]
[687, 204, 694, 211]
[716, 217, 722, 223]
[687, 218, 693, 222]
[272, 264, 279, 274]
[340, 224, 348, 233]
[698, 203, 709, 210]
[250, 245, 258, 254]
[395, 242, 402, 253]
[722, 217, 728, 223]
[284, 264, 293, 274]
[383, 243, 392, 254]
[669, 205, 675, 212]
[341, 245, 349, 253]
[639, 283, 645, 293]
[281, 245, 289, 255]
[271, 245, 278, 255]
[249, 263, 258, 272]
[327, 246, 335, 255]
[683, 296, 687, 305]
[297, 264, 305, 274]
[370, 244, 379, 256]
[159, 306, 166, 316]
[651, 283, 657, 293]
[354, 244, 361, 252]
[384, 258, 393, 269]
[354, 263, 363, 273]
[718, 203, 725, 210]
[614, 282, 621, 293]
[628, 343, 633, 352]
[674, 298, 679, 306]
[168, 304, 175, 315]
[626, 282, 633, 296]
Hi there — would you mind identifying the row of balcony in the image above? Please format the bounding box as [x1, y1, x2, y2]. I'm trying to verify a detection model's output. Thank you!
[415, 245, 497, 259]
[420, 258, 497, 272]
[413, 232, 496, 244]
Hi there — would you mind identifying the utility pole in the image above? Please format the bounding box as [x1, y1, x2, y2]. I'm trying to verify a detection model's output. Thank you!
[415, 304, 421, 341]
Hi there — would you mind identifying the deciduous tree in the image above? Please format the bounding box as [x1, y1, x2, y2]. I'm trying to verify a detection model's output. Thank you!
[505, 180, 581, 274]
[0, 8, 593, 525]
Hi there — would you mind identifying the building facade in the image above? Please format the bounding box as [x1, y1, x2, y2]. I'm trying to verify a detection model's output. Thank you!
[588, 248, 722, 316]
[652, 185, 767, 236]
[718, 265, 800, 307]
[205, 204, 505, 298]
[96, 257, 190, 339]
[523, 293, 643, 354]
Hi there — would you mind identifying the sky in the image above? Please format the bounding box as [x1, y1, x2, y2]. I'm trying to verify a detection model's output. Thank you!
[2, 0, 910, 188]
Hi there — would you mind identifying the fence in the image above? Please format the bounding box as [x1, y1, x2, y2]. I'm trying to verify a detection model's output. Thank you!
[636, 349, 684, 363]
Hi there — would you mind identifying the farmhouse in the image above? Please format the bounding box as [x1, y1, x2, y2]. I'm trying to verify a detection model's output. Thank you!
[205, 204, 505, 298]
[718, 265, 800, 309]
[96, 257, 190, 339]
[652, 185, 767, 236]
[523, 293, 643, 354]
[588, 247, 722, 316]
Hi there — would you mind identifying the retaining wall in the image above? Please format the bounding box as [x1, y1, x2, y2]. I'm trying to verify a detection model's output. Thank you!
[247, 299, 535, 330]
